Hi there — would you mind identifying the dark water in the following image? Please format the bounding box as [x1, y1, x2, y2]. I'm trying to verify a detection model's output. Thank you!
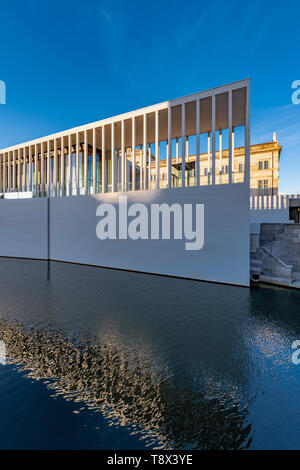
[0, 258, 300, 450]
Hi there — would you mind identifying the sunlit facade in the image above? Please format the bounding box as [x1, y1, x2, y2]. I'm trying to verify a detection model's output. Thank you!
[0, 79, 250, 198]
[147, 139, 281, 195]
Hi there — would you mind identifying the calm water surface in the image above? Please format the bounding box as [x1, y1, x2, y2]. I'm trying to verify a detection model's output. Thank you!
[0, 258, 300, 450]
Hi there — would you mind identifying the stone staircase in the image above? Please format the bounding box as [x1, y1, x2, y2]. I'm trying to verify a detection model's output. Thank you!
[250, 223, 300, 285]
[250, 252, 263, 276]
[260, 240, 273, 252]
[260, 224, 300, 280]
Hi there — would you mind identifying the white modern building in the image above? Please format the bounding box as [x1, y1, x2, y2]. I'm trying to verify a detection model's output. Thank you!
[0, 79, 251, 286]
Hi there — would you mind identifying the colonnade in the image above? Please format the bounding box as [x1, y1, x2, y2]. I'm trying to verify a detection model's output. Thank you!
[0, 80, 250, 197]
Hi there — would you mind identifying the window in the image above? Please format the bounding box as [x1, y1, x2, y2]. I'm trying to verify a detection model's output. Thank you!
[259, 161, 263, 170]
[204, 168, 208, 176]
[264, 160, 269, 169]
[264, 180, 268, 188]
[239, 163, 243, 172]
[258, 180, 263, 189]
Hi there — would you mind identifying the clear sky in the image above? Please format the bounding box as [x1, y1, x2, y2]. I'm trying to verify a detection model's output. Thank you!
[0, 0, 299, 193]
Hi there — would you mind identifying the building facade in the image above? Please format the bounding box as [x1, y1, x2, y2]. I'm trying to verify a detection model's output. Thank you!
[146, 137, 281, 196]
[0, 136, 279, 198]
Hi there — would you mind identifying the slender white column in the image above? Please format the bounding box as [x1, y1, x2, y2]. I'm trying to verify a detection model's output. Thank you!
[228, 89, 233, 184]
[186, 136, 189, 162]
[3, 152, 7, 193]
[232, 128, 235, 176]
[0, 155, 2, 193]
[181, 103, 185, 188]
[102, 126, 105, 193]
[155, 110, 159, 189]
[207, 132, 211, 184]
[2, 153, 6, 193]
[93, 128, 96, 194]
[111, 123, 115, 192]
[167, 106, 172, 188]
[53, 138, 58, 195]
[76, 133, 79, 195]
[23, 148, 27, 191]
[244, 83, 250, 185]
[138, 148, 141, 190]
[176, 137, 179, 163]
[34, 144, 38, 195]
[118, 150, 121, 190]
[6, 152, 9, 192]
[125, 149, 128, 191]
[148, 144, 151, 189]
[7, 151, 11, 192]
[68, 134, 72, 196]
[13, 150, 16, 192]
[26, 148, 29, 190]
[211, 94, 216, 185]
[121, 120, 125, 191]
[116, 149, 119, 190]
[84, 130, 88, 195]
[17, 149, 21, 191]
[10, 151, 13, 191]
[219, 130, 223, 174]
[21, 150, 25, 191]
[60, 137, 64, 196]
[40, 142, 44, 194]
[28, 146, 32, 191]
[17, 149, 21, 193]
[143, 114, 147, 190]
[196, 99, 200, 186]
[47, 141, 51, 196]
[132, 117, 136, 191]
[8, 152, 11, 191]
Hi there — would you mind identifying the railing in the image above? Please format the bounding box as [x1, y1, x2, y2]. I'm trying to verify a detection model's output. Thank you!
[250, 194, 300, 210]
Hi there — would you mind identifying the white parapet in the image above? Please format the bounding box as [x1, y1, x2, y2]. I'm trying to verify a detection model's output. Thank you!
[250, 194, 300, 225]
[4, 191, 33, 199]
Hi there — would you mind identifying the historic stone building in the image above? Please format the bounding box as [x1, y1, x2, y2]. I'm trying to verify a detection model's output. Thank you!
[148, 134, 281, 196]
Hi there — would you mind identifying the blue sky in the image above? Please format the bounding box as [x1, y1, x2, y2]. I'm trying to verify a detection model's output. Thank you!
[0, 0, 299, 193]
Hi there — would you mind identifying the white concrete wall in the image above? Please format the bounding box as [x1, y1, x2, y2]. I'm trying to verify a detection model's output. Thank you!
[0, 185, 250, 286]
[250, 209, 291, 224]
[0, 198, 47, 259]
[50, 185, 250, 286]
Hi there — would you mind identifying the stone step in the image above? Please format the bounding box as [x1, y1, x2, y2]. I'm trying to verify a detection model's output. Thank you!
[250, 258, 262, 274]
[261, 241, 273, 246]
[251, 258, 262, 266]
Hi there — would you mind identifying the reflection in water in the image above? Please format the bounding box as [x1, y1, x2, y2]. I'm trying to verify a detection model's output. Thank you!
[1, 259, 300, 449]
[1, 318, 251, 449]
